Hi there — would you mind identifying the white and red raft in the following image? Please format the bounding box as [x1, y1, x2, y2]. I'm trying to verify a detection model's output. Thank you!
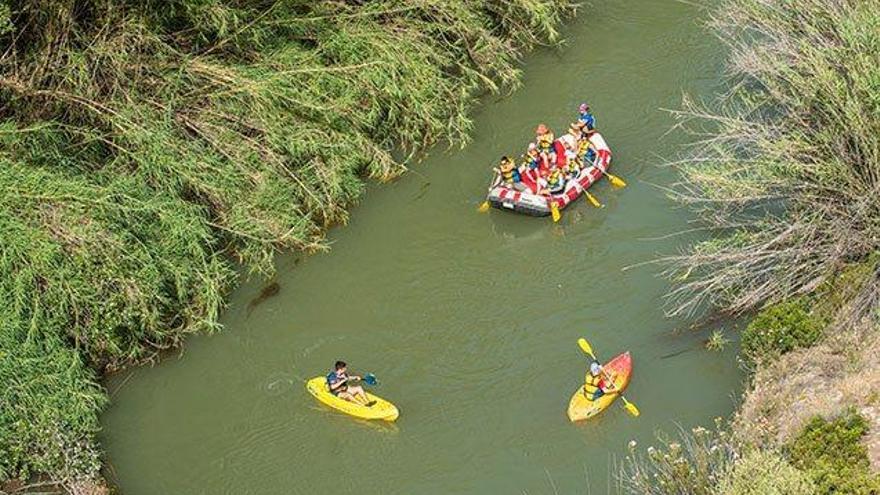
[486, 152, 611, 217]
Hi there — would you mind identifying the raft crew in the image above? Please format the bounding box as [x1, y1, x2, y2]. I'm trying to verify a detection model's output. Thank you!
[584, 360, 614, 401]
[492, 107, 608, 197]
[578, 103, 595, 130]
[327, 360, 375, 406]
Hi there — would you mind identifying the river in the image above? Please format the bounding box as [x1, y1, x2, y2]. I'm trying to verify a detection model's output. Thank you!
[100, 1, 742, 493]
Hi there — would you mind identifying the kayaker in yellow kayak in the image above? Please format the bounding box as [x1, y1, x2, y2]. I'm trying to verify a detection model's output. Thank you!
[326, 360, 375, 406]
[584, 361, 615, 401]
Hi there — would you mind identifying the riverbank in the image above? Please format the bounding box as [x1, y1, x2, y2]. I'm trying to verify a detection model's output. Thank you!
[0, 1, 575, 491]
[624, 0, 880, 492]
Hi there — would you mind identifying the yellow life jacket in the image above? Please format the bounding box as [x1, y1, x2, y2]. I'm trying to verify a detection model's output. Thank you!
[500, 164, 521, 184]
[583, 373, 602, 400]
[577, 139, 590, 159]
[548, 168, 562, 185]
[538, 132, 555, 151]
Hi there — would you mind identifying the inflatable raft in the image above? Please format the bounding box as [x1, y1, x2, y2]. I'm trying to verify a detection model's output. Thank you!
[486, 151, 611, 217]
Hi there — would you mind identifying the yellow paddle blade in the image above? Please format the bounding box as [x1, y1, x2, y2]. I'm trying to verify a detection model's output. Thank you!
[606, 173, 627, 189]
[622, 397, 641, 417]
[585, 191, 603, 208]
[551, 203, 561, 223]
[477, 201, 490, 213]
[577, 338, 595, 359]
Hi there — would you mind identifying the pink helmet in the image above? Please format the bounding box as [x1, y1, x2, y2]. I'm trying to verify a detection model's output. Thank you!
[579, 103, 589, 112]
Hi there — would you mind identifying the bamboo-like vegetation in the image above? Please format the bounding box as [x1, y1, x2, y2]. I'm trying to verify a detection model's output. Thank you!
[0, 0, 573, 489]
[663, 0, 880, 324]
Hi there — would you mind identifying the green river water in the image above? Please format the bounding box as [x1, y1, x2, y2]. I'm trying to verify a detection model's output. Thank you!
[101, 1, 743, 493]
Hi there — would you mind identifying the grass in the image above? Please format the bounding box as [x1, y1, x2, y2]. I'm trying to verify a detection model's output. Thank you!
[0, 0, 575, 489]
[662, 0, 880, 326]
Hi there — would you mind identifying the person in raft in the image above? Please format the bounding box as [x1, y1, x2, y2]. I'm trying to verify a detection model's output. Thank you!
[327, 360, 375, 406]
[544, 163, 566, 195]
[523, 142, 543, 171]
[577, 103, 596, 130]
[583, 361, 615, 401]
[494, 155, 529, 192]
[559, 124, 583, 178]
[535, 123, 556, 165]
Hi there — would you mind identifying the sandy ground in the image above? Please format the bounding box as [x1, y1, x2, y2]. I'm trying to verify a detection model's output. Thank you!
[734, 322, 880, 469]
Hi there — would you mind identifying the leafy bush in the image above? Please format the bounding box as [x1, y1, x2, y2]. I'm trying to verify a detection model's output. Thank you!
[786, 410, 880, 495]
[740, 299, 823, 367]
[716, 450, 814, 495]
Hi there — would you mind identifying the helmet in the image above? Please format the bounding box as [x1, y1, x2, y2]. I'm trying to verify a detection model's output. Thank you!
[589, 361, 601, 375]
[536, 124, 549, 135]
[579, 103, 589, 113]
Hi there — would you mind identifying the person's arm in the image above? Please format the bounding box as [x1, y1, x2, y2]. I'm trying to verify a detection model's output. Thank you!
[600, 371, 617, 393]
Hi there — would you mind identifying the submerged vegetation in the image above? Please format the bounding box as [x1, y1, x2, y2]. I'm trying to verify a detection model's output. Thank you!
[0, 0, 573, 489]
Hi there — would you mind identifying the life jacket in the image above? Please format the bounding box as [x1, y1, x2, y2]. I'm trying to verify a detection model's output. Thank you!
[547, 168, 564, 188]
[579, 112, 596, 130]
[583, 373, 603, 400]
[537, 131, 555, 152]
[326, 372, 348, 394]
[501, 165, 521, 184]
[577, 138, 590, 159]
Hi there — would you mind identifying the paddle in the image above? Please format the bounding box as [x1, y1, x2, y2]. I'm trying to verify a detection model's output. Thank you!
[361, 373, 377, 386]
[576, 338, 640, 417]
[550, 202, 561, 223]
[478, 173, 501, 213]
[584, 190, 603, 208]
[603, 171, 627, 189]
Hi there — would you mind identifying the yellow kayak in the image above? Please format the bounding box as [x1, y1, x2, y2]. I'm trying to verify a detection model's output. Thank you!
[306, 376, 399, 422]
[567, 352, 632, 422]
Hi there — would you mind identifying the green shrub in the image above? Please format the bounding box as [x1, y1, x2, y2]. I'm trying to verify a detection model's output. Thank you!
[786, 410, 880, 495]
[716, 450, 814, 495]
[740, 299, 823, 367]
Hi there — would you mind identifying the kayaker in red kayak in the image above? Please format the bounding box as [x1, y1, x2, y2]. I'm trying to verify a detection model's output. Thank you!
[327, 360, 374, 406]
